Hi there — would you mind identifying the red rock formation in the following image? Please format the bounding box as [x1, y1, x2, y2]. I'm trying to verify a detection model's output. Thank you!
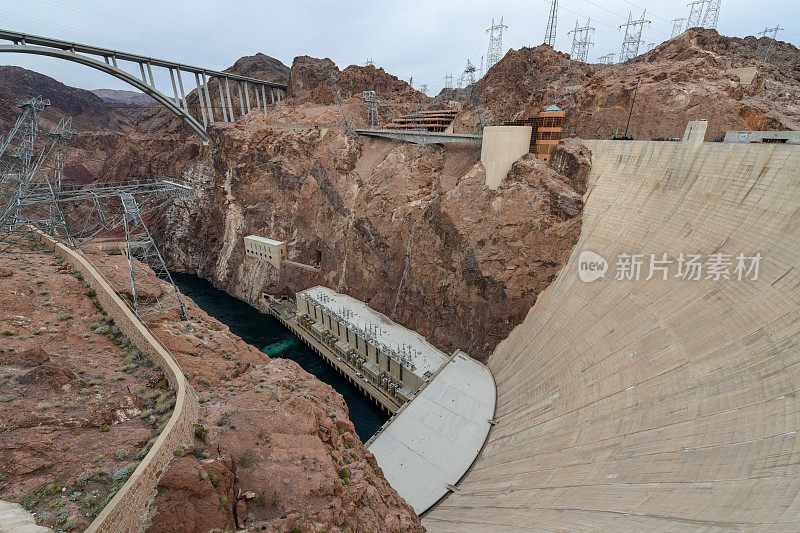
[471, 28, 800, 140]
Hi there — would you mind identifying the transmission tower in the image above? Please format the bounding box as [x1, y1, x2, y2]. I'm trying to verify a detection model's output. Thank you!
[598, 53, 615, 65]
[0, 95, 195, 324]
[458, 60, 477, 90]
[619, 11, 651, 62]
[486, 17, 508, 70]
[544, 0, 558, 47]
[687, 1, 706, 28]
[671, 18, 686, 38]
[444, 74, 454, 90]
[420, 84, 428, 95]
[568, 18, 595, 63]
[363, 91, 379, 128]
[701, 0, 721, 29]
[365, 58, 374, 67]
[328, 74, 352, 135]
[757, 26, 783, 62]
[120, 193, 187, 321]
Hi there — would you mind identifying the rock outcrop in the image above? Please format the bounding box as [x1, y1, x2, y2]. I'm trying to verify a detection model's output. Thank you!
[145, 119, 587, 359]
[470, 28, 800, 140]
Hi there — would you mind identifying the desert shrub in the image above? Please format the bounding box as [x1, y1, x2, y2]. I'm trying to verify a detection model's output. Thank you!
[339, 467, 351, 485]
[99, 424, 110, 432]
[238, 449, 258, 468]
[193, 423, 208, 443]
[75, 468, 108, 486]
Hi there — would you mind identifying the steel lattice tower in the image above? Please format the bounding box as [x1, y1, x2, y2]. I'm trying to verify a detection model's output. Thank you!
[619, 11, 651, 62]
[363, 91, 379, 128]
[486, 17, 508, 70]
[120, 192, 188, 321]
[458, 60, 477, 90]
[544, 0, 558, 47]
[568, 18, 595, 63]
[757, 26, 783, 62]
[687, 1, 706, 28]
[672, 18, 686, 38]
[701, 0, 721, 29]
[598, 53, 615, 65]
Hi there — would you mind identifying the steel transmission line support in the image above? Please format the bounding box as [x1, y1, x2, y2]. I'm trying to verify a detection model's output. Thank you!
[672, 18, 686, 38]
[544, 0, 558, 47]
[598, 53, 615, 65]
[568, 18, 595, 63]
[757, 26, 783, 62]
[486, 17, 508, 70]
[120, 192, 188, 323]
[363, 91, 379, 127]
[619, 11, 651, 62]
[687, 0, 706, 28]
[701, 0, 721, 29]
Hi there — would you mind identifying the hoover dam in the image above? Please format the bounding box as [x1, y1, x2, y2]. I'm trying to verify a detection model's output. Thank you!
[424, 129, 800, 530]
[2, 3, 800, 530]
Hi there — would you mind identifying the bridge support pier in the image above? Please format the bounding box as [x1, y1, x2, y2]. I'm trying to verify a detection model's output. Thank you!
[201, 72, 214, 123]
[194, 73, 208, 128]
[244, 81, 251, 113]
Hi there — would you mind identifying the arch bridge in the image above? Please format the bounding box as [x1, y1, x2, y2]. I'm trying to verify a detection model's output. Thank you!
[0, 28, 287, 143]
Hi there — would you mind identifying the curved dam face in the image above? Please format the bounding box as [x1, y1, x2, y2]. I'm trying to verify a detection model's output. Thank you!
[424, 137, 800, 531]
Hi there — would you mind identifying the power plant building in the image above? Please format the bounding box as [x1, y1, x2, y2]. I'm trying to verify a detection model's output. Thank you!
[295, 286, 449, 404]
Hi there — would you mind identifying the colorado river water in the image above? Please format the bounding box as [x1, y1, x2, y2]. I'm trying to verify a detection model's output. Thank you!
[171, 273, 388, 442]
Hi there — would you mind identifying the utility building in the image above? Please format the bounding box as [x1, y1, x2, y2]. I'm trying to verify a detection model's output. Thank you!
[295, 286, 449, 405]
[243, 235, 286, 268]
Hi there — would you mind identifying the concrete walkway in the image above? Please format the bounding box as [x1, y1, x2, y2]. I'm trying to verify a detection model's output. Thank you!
[0, 501, 52, 533]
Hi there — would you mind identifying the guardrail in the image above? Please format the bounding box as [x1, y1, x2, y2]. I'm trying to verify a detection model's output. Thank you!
[45, 237, 198, 533]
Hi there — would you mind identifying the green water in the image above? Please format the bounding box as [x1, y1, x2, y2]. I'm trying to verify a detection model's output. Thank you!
[171, 273, 388, 442]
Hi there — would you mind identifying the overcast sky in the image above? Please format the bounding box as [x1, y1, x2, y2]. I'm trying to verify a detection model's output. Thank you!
[1, 0, 798, 95]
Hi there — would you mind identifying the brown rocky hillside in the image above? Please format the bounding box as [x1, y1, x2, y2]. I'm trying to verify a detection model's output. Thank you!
[469, 28, 800, 140]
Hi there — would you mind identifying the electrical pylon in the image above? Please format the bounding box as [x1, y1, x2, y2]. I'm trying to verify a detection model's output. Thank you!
[568, 18, 595, 63]
[544, 0, 558, 47]
[672, 18, 686, 38]
[486, 17, 508, 69]
[687, 1, 706, 28]
[619, 11, 651, 62]
[701, 0, 721, 29]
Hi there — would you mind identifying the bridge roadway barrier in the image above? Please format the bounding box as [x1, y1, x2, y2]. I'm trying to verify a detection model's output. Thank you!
[423, 131, 800, 529]
[45, 236, 198, 533]
[354, 128, 482, 146]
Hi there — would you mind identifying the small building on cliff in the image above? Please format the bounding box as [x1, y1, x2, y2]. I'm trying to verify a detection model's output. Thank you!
[244, 235, 286, 269]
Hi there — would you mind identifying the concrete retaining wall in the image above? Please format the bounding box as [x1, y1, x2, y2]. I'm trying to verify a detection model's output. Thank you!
[480, 126, 533, 190]
[50, 241, 198, 533]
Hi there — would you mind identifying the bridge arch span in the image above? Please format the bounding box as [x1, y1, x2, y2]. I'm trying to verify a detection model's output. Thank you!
[0, 44, 209, 141]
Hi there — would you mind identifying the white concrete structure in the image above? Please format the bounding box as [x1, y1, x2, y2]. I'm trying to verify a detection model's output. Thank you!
[367, 351, 496, 514]
[243, 235, 286, 268]
[724, 129, 800, 144]
[480, 126, 533, 190]
[423, 129, 800, 530]
[298, 286, 449, 379]
[0, 500, 53, 533]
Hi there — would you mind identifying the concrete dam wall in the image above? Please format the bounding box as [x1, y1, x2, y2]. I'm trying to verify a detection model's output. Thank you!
[423, 137, 800, 530]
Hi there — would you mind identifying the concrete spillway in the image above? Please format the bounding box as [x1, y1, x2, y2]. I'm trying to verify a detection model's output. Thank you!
[423, 136, 800, 530]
